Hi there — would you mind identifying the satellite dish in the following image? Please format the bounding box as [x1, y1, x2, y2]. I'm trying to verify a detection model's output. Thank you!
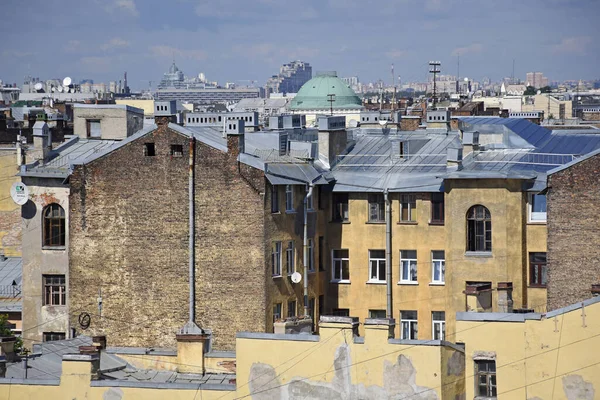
[464, 77, 469, 82]
[10, 182, 29, 205]
[51, 87, 56, 92]
[34, 82, 43, 92]
[379, 120, 388, 126]
[537, 90, 541, 95]
[57, 86, 64, 93]
[63, 77, 72, 87]
[348, 119, 358, 128]
[291, 272, 302, 284]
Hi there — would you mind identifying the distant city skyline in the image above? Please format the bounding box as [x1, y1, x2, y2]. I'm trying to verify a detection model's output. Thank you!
[1, 0, 599, 89]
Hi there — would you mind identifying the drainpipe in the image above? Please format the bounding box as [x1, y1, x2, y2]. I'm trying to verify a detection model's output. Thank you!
[303, 183, 314, 317]
[188, 137, 196, 325]
[385, 189, 392, 319]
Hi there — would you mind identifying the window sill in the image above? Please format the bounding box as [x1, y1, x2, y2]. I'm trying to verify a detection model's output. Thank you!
[366, 280, 386, 285]
[330, 280, 351, 284]
[465, 251, 492, 258]
[308, 270, 316, 274]
[397, 221, 417, 225]
[365, 221, 386, 224]
[429, 282, 445, 286]
[271, 211, 281, 215]
[527, 221, 547, 225]
[428, 221, 445, 226]
[42, 246, 66, 251]
[330, 220, 351, 224]
[528, 285, 547, 289]
[42, 304, 66, 308]
[398, 281, 418, 285]
[285, 210, 296, 214]
[272, 275, 283, 279]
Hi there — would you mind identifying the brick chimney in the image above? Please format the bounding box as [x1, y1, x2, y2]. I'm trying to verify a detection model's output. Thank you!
[497, 282, 514, 313]
[225, 119, 245, 158]
[32, 121, 51, 161]
[317, 116, 347, 169]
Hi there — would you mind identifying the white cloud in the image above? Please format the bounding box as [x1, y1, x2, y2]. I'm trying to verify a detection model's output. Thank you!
[150, 45, 208, 61]
[101, 38, 130, 51]
[552, 36, 591, 55]
[451, 43, 483, 56]
[112, 0, 139, 17]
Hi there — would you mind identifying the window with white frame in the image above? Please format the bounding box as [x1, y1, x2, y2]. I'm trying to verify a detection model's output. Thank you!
[432, 311, 445, 340]
[528, 193, 547, 222]
[400, 310, 418, 340]
[273, 303, 282, 325]
[400, 250, 418, 283]
[308, 238, 315, 272]
[286, 241, 295, 275]
[285, 185, 294, 211]
[332, 249, 350, 282]
[287, 300, 296, 318]
[272, 241, 282, 276]
[400, 194, 416, 222]
[368, 250, 386, 283]
[431, 250, 445, 284]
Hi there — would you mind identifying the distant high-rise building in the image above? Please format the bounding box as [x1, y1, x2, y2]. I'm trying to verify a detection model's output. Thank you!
[526, 72, 549, 88]
[265, 61, 312, 94]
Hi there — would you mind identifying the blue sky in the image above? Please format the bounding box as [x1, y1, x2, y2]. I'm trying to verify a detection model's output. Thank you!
[1, 0, 598, 90]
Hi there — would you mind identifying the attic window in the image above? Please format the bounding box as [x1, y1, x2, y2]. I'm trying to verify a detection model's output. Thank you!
[144, 143, 156, 157]
[170, 144, 183, 157]
[399, 142, 405, 158]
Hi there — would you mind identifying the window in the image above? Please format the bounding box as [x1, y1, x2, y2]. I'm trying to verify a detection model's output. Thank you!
[432, 311, 445, 340]
[332, 249, 350, 282]
[308, 298, 315, 322]
[43, 332, 66, 342]
[308, 238, 315, 272]
[144, 143, 156, 157]
[273, 303, 282, 324]
[529, 193, 547, 222]
[332, 193, 349, 222]
[332, 308, 350, 316]
[431, 193, 445, 223]
[431, 251, 445, 284]
[529, 252, 547, 287]
[475, 360, 497, 398]
[368, 193, 385, 222]
[43, 204, 65, 248]
[400, 250, 418, 283]
[272, 242, 282, 277]
[170, 144, 183, 157]
[286, 241, 295, 275]
[400, 194, 416, 222]
[369, 309, 386, 319]
[86, 119, 101, 138]
[369, 250, 386, 283]
[401, 310, 418, 340]
[43, 275, 66, 306]
[318, 236, 325, 271]
[288, 300, 297, 318]
[271, 185, 279, 213]
[467, 205, 492, 252]
[317, 187, 325, 210]
[285, 185, 294, 212]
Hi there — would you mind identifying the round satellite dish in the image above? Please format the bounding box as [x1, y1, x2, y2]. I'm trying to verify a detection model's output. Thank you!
[379, 120, 388, 126]
[537, 90, 541, 95]
[291, 272, 302, 284]
[34, 82, 43, 91]
[10, 182, 29, 205]
[464, 77, 469, 82]
[63, 77, 72, 87]
[348, 119, 358, 128]
[57, 86, 64, 93]
[51, 87, 56, 92]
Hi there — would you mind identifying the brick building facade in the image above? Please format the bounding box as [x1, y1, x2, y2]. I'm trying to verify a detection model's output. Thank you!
[546, 150, 600, 311]
[68, 118, 269, 350]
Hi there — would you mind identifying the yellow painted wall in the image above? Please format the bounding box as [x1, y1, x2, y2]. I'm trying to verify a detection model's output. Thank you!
[115, 99, 155, 117]
[456, 298, 600, 399]
[0, 151, 21, 256]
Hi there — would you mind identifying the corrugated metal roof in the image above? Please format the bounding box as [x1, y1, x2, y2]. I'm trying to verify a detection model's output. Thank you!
[459, 117, 552, 148]
[0, 257, 21, 288]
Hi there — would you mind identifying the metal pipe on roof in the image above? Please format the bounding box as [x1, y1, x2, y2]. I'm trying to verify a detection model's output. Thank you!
[303, 183, 314, 320]
[385, 189, 392, 320]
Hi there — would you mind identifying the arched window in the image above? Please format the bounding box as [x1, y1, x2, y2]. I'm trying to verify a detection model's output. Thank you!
[467, 205, 491, 252]
[43, 204, 65, 247]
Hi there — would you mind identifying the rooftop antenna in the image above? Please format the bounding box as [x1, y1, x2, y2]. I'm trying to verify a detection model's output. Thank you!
[457, 52, 460, 95]
[511, 59, 515, 84]
[327, 93, 336, 116]
[391, 64, 396, 113]
[429, 61, 441, 108]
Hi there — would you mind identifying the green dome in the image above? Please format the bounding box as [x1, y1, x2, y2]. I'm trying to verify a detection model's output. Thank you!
[289, 71, 362, 111]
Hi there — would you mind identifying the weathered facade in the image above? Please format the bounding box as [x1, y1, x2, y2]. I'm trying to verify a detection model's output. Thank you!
[68, 118, 328, 350]
[546, 150, 600, 311]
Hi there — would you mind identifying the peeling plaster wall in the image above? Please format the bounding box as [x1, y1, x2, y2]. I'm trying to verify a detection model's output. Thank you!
[456, 298, 600, 399]
[236, 324, 465, 399]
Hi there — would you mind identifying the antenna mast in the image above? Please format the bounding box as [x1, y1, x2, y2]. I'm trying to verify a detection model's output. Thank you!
[327, 94, 336, 116]
[391, 64, 396, 113]
[512, 59, 515, 84]
[429, 61, 441, 108]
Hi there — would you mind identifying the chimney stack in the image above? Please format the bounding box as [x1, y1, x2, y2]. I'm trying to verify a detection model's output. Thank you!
[32, 121, 51, 161]
[317, 116, 347, 169]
